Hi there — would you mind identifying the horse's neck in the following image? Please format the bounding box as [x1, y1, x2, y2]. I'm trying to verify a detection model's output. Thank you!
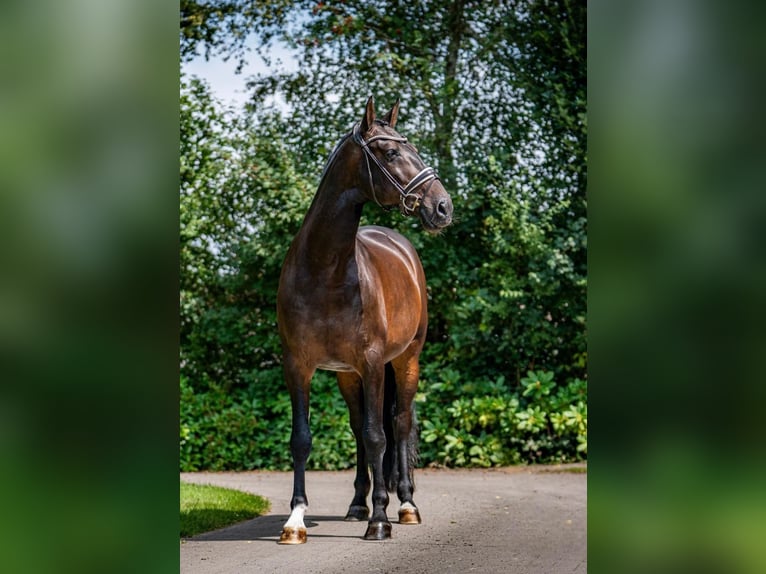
[295, 176, 365, 275]
[291, 136, 368, 275]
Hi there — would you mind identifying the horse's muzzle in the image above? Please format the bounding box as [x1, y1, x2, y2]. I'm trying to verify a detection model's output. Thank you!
[420, 193, 453, 232]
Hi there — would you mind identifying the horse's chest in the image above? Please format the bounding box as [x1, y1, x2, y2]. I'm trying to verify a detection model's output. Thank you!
[285, 282, 365, 336]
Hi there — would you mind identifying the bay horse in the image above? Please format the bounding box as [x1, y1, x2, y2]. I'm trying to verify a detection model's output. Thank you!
[276, 96, 453, 543]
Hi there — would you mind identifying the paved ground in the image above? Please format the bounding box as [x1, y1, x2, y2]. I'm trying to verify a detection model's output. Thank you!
[181, 465, 586, 574]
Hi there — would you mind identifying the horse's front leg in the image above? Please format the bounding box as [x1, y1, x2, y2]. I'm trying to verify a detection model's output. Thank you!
[361, 360, 391, 540]
[279, 354, 315, 544]
[337, 372, 370, 521]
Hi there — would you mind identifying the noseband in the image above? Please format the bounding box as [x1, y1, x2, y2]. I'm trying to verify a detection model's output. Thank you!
[353, 122, 439, 216]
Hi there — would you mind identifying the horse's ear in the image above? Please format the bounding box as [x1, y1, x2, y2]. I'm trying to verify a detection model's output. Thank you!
[382, 98, 400, 129]
[360, 95, 376, 133]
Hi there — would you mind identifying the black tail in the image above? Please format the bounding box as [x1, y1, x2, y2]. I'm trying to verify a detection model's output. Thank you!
[382, 362, 419, 493]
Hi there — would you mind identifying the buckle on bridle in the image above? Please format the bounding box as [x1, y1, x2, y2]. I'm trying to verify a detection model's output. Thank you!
[400, 193, 421, 216]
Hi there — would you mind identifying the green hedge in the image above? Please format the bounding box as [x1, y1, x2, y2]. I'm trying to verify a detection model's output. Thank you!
[417, 368, 586, 467]
[180, 369, 356, 472]
[179, 79, 586, 472]
[179, 368, 586, 472]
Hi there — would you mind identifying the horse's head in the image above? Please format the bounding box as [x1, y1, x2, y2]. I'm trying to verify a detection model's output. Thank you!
[355, 96, 453, 233]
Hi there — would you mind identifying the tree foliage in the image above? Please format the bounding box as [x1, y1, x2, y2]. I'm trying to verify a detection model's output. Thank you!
[180, 0, 296, 67]
[180, 76, 313, 390]
[179, 0, 587, 469]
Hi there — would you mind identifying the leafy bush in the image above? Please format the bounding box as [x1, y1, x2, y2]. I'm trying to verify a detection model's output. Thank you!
[418, 368, 586, 467]
[180, 369, 585, 471]
[180, 371, 356, 472]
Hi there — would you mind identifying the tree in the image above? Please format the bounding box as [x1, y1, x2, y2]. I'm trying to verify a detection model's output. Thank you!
[179, 2, 587, 468]
[180, 75, 314, 391]
[181, 0, 586, 390]
[180, 0, 296, 68]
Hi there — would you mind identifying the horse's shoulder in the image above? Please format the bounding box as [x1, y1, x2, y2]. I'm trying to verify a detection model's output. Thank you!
[356, 226, 422, 283]
[357, 225, 412, 250]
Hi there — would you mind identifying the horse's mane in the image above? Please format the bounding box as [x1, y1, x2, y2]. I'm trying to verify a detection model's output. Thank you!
[317, 129, 354, 188]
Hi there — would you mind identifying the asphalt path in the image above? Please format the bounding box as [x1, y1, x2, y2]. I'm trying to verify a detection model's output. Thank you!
[181, 465, 586, 573]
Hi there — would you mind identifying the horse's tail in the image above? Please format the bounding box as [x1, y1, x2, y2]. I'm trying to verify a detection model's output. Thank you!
[382, 362, 419, 493]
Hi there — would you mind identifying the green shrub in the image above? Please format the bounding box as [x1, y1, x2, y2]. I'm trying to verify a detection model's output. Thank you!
[418, 369, 587, 467]
[180, 370, 356, 472]
[181, 368, 586, 471]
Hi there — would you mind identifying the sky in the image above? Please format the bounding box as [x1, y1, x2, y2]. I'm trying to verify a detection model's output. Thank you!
[182, 37, 299, 109]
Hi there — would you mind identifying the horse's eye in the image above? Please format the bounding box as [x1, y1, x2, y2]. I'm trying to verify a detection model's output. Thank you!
[385, 149, 399, 161]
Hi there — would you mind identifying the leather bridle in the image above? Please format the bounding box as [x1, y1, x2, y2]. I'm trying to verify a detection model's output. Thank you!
[353, 122, 440, 216]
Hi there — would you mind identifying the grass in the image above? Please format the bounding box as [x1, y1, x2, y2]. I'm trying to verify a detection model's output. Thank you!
[535, 462, 588, 474]
[180, 481, 271, 538]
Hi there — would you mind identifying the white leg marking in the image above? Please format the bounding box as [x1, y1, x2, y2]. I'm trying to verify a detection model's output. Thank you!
[284, 503, 307, 530]
[399, 501, 416, 511]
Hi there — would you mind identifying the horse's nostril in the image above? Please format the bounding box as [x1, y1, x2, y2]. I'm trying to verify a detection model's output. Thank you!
[437, 199, 450, 218]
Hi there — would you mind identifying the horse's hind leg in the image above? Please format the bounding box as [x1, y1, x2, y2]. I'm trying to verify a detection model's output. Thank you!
[361, 359, 392, 540]
[337, 372, 370, 521]
[391, 352, 423, 525]
[279, 354, 314, 544]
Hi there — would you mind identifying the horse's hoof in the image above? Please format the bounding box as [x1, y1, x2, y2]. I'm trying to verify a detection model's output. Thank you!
[344, 505, 370, 521]
[363, 521, 392, 540]
[398, 506, 422, 525]
[278, 527, 307, 544]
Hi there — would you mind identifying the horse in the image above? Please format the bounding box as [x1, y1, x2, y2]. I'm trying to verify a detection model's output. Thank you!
[276, 96, 453, 543]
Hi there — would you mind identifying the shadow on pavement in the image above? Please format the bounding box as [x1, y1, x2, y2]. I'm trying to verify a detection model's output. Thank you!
[187, 515, 362, 542]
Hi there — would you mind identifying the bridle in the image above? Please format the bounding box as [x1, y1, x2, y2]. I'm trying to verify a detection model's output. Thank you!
[353, 122, 440, 216]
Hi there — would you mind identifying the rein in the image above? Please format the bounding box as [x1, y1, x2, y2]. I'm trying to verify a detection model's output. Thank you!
[353, 122, 439, 216]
